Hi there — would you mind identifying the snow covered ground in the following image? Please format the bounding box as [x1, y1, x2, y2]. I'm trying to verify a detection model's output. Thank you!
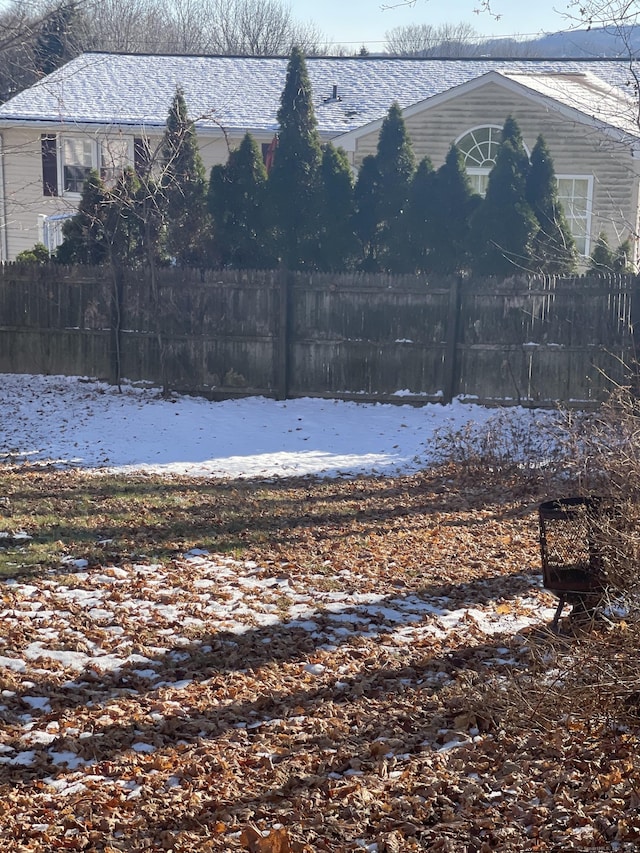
[0, 373, 552, 479]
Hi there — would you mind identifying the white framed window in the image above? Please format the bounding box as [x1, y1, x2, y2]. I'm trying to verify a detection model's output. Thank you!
[55, 134, 134, 197]
[455, 125, 503, 196]
[556, 175, 593, 257]
[38, 211, 75, 252]
[100, 136, 134, 188]
[60, 136, 94, 195]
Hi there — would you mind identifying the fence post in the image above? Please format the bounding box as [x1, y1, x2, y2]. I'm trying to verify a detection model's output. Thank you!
[276, 265, 291, 400]
[109, 264, 124, 389]
[442, 275, 461, 404]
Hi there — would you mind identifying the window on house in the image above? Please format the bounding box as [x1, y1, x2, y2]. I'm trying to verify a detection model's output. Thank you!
[100, 137, 133, 187]
[556, 176, 593, 257]
[61, 136, 94, 194]
[455, 125, 503, 196]
[41, 133, 141, 197]
[38, 212, 75, 253]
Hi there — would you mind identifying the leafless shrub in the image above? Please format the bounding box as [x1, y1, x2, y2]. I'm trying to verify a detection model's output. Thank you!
[435, 391, 640, 595]
[547, 388, 640, 596]
[431, 406, 567, 491]
[527, 390, 640, 738]
[440, 387, 640, 735]
[551, 388, 640, 497]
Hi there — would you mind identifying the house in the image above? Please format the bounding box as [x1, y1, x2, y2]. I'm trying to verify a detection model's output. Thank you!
[0, 51, 639, 264]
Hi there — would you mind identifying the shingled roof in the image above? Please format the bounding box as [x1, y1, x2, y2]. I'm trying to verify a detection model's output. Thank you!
[0, 52, 638, 138]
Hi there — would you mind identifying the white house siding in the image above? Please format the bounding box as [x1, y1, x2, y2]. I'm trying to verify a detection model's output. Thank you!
[1, 128, 64, 260]
[0, 125, 242, 261]
[353, 81, 640, 262]
[194, 131, 244, 174]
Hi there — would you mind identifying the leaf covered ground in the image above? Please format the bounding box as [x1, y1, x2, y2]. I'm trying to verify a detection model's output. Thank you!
[0, 465, 639, 852]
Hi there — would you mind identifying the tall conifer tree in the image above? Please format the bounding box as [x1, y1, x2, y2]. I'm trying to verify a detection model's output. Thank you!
[317, 143, 356, 271]
[405, 155, 437, 273]
[269, 47, 323, 269]
[375, 101, 416, 271]
[526, 135, 577, 275]
[471, 116, 537, 275]
[352, 154, 382, 271]
[430, 145, 478, 274]
[162, 86, 210, 267]
[208, 132, 275, 269]
[502, 116, 530, 179]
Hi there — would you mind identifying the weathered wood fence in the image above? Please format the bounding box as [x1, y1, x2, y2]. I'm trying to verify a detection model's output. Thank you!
[0, 264, 636, 407]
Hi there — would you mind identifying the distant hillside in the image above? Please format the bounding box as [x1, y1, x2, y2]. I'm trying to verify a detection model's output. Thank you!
[479, 26, 640, 58]
[382, 26, 640, 59]
[524, 25, 640, 57]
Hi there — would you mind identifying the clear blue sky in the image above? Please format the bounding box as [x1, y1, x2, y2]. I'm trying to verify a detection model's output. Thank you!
[290, 1, 579, 50]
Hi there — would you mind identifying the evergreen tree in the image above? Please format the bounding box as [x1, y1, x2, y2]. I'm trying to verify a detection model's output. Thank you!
[208, 163, 226, 265]
[130, 170, 170, 269]
[430, 145, 479, 274]
[208, 132, 275, 269]
[588, 232, 616, 273]
[501, 115, 530, 178]
[526, 135, 577, 275]
[589, 233, 636, 273]
[103, 167, 145, 268]
[405, 155, 437, 273]
[56, 170, 109, 265]
[375, 101, 416, 271]
[613, 238, 635, 273]
[471, 116, 537, 275]
[268, 47, 323, 269]
[162, 86, 211, 267]
[352, 154, 382, 271]
[56, 168, 149, 267]
[16, 243, 51, 264]
[317, 143, 356, 271]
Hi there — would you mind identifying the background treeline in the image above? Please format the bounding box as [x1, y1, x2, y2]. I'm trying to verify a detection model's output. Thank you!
[23, 48, 633, 277]
[0, 0, 328, 102]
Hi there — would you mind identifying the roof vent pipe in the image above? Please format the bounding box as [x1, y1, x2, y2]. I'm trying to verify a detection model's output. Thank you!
[323, 85, 342, 103]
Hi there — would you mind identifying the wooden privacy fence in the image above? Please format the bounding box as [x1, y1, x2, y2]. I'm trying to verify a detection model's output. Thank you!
[0, 264, 636, 407]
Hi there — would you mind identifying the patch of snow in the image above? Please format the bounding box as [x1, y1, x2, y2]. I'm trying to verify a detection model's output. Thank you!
[22, 696, 52, 712]
[0, 373, 557, 479]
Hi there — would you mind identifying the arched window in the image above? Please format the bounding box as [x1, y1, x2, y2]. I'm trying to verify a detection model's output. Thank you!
[455, 125, 503, 196]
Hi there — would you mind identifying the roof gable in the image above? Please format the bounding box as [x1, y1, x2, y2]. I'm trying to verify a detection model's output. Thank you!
[335, 68, 640, 151]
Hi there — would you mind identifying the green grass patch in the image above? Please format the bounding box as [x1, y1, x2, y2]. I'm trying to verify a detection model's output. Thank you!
[0, 468, 391, 579]
[0, 469, 274, 577]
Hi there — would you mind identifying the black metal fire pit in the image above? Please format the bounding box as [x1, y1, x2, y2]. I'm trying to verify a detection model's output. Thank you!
[538, 496, 608, 630]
